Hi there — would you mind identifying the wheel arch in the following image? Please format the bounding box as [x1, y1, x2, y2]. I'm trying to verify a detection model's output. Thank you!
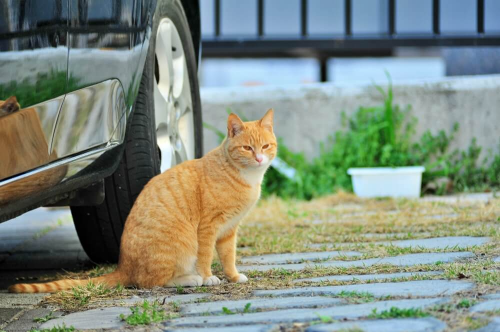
[179, 0, 201, 67]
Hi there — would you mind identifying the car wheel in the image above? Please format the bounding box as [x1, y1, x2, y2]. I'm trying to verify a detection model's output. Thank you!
[71, 0, 203, 263]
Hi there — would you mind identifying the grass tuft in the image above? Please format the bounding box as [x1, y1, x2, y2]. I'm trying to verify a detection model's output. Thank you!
[368, 307, 429, 319]
[29, 324, 75, 332]
[120, 300, 178, 325]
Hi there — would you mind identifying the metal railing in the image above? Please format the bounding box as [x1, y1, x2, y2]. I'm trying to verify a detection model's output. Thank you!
[201, 0, 500, 81]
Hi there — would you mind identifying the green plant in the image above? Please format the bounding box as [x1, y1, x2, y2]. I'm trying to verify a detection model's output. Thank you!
[368, 307, 429, 319]
[33, 311, 55, 323]
[120, 300, 176, 325]
[337, 291, 376, 303]
[204, 77, 500, 200]
[315, 313, 334, 323]
[457, 298, 476, 309]
[29, 324, 75, 332]
[175, 285, 186, 294]
[222, 307, 235, 315]
[243, 303, 252, 313]
[69, 282, 124, 306]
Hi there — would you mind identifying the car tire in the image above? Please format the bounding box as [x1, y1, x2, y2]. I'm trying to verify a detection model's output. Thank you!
[71, 0, 203, 263]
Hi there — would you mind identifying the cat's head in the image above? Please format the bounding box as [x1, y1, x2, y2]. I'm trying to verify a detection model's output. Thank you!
[0, 96, 21, 115]
[225, 109, 277, 170]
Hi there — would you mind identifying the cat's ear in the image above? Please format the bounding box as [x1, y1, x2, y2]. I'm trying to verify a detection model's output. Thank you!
[227, 113, 244, 138]
[0, 96, 20, 114]
[259, 108, 274, 133]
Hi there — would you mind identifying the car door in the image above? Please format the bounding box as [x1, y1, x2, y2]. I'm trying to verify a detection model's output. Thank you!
[50, 0, 151, 160]
[0, 0, 69, 204]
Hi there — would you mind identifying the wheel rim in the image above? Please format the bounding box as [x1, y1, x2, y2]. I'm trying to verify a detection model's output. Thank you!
[154, 18, 195, 173]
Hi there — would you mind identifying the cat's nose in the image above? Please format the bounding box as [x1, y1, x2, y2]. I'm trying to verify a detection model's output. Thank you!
[255, 154, 264, 163]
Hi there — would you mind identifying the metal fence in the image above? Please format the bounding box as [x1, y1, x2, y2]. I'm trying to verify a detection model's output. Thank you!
[201, 0, 500, 81]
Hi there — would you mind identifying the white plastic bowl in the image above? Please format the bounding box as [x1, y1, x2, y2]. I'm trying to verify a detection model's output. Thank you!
[347, 166, 425, 198]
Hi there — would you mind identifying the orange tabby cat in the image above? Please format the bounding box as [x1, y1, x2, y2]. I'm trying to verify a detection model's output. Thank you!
[9, 109, 276, 293]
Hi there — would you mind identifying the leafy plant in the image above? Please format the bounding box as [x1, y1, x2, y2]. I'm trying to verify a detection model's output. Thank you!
[315, 313, 334, 323]
[33, 311, 55, 323]
[243, 303, 252, 313]
[368, 307, 429, 319]
[337, 290, 376, 303]
[29, 324, 75, 332]
[457, 298, 476, 309]
[222, 307, 235, 315]
[204, 77, 500, 200]
[120, 300, 176, 325]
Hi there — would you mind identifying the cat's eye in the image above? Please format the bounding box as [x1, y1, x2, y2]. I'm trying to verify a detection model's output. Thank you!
[262, 144, 270, 149]
[243, 146, 252, 151]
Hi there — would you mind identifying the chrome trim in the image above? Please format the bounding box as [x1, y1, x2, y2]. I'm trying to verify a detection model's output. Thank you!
[0, 143, 118, 188]
[51, 79, 127, 159]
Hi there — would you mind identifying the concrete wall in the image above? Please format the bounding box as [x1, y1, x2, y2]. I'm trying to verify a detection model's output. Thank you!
[201, 75, 500, 160]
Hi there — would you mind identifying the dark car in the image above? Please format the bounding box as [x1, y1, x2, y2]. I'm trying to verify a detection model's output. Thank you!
[0, 0, 203, 263]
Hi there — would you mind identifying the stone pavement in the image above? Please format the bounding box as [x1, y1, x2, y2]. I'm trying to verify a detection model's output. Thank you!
[0, 204, 499, 331]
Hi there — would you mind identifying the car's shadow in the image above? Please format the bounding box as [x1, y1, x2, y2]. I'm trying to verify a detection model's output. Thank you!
[0, 208, 92, 290]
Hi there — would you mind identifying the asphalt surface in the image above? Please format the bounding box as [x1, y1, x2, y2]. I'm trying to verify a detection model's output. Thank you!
[0, 208, 91, 330]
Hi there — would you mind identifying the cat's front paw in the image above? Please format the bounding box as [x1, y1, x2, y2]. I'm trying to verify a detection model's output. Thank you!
[230, 273, 248, 283]
[203, 275, 221, 286]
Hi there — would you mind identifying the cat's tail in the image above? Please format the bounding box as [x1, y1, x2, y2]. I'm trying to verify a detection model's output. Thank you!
[7, 270, 129, 293]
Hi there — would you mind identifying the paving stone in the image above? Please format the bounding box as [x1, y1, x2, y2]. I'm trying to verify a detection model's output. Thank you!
[483, 293, 500, 300]
[494, 256, 500, 263]
[380, 236, 490, 249]
[40, 307, 129, 330]
[168, 298, 447, 327]
[420, 193, 493, 203]
[255, 280, 473, 298]
[165, 325, 273, 332]
[306, 317, 447, 332]
[0, 308, 21, 324]
[1, 250, 90, 271]
[107, 294, 210, 306]
[470, 300, 500, 313]
[240, 251, 362, 265]
[181, 296, 342, 316]
[4, 308, 63, 332]
[294, 271, 442, 283]
[17, 225, 83, 253]
[0, 292, 47, 308]
[472, 317, 500, 332]
[238, 252, 474, 272]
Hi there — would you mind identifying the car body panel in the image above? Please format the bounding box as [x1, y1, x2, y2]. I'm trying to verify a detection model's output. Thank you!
[0, 0, 200, 222]
[0, 0, 69, 181]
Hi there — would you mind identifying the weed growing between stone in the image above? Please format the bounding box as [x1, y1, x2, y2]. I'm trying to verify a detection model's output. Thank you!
[120, 300, 178, 326]
[368, 307, 429, 319]
[44, 281, 130, 311]
[337, 291, 376, 303]
[33, 312, 55, 323]
[29, 324, 75, 332]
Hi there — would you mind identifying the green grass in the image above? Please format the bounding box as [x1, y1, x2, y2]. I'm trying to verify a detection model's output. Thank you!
[222, 307, 235, 315]
[457, 298, 476, 309]
[221, 303, 252, 315]
[444, 262, 500, 285]
[70, 282, 124, 306]
[33, 311, 55, 323]
[120, 300, 177, 326]
[337, 291, 376, 303]
[29, 324, 75, 332]
[315, 313, 334, 323]
[368, 307, 429, 319]
[175, 285, 186, 294]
